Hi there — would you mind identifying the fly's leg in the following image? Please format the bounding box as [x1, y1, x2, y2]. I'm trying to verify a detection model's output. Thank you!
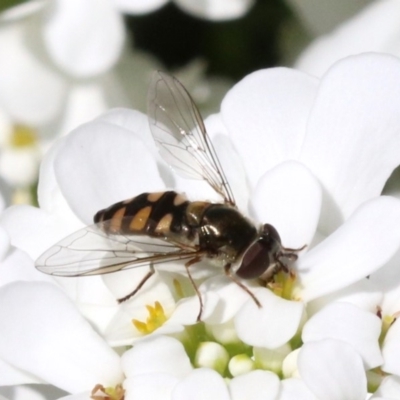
[224, 264, 261, 308]
[262, 243, 308, 285]
[185, 256, 203, 322]
[117, 265, 155, 303]
[279, 244, 307, 261]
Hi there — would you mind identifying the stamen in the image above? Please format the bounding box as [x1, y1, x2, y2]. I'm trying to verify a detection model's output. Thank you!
[132, 301, 167, 334]
[10, 125, 37, 148]
[267, 269, 296, 300]
[91, 384, 125, 400]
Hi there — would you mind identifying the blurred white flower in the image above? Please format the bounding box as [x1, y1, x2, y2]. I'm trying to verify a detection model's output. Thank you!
[295, 0, 400, 77]
[367, 250, 400, 378]
[285, 0, 372, 37]
[0, 1, 231, 202]
[2, 54, 400, 398]
[0, 0, 125, 198]
[116, 0, 255, 20]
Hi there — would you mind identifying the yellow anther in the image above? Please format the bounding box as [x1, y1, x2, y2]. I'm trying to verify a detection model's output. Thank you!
[132, 301, 167, 334]
[10, 125, 37, 148]
[267, 270, 296, 301]
[91, 383, 125, 400]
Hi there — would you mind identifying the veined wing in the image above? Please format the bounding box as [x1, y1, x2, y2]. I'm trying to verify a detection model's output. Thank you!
[35, 221, 202, 277]
[147, 71, 235, 206]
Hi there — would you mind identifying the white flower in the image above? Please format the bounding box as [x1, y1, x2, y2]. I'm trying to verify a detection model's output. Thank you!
[285, 0, 371, 36]
[0, 2, 232, 196]
[115, 0, 255, 20]
[295, 0, 400, 77]
[0, 0, 124, 125]
[3, 53, 400, 397]
[298, 339, 367, 400]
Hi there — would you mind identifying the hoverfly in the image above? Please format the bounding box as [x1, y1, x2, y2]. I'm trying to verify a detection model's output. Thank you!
[35, 71, 303, 321]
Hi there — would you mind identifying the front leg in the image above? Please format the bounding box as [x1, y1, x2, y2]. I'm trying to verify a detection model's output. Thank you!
[224, 264, 261, 308]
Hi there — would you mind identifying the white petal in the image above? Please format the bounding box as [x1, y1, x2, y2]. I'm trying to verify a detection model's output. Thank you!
[0, 175, 11, 208]
[201, 276, 259, 324]
[0, 225, 10, 260]
[369, 247, 400, 316]
[52, 80, 114, 137]
[235, 289, 305, 348]
[278, 378, 318, 400]
[174, 0, 255, 20]
[42, 0, 124, 77]
[1, 205, 80, 260]
[382, 318, 400, 375]
[124, 373, 178, 400]
[295, 0, 400, 77]
[169, 291, 219, 325]
[298, 339, 367, 400]
[0, 282, 123, 393]
[37, 138, 83, 229]
[0, 384, 67, 400]
[172, 368, 230, 400]
[0, 108, 12, 146]
[221, 68, 318, 188]
[1, 245, 50, 285]
[54, 114, 164, 224]
[114, 0, 168, 14]
[307, 278, 383, 316]
[286, 0, 370, 36]
[56, 393, 91, 400]
[373, 375, 400, 399]
[0, 147, 40, 187]
[299, 54, 400, 233]
[104, 275, 178, 345]
[121, 336, 192, 378]
[252, 160, 321, 248]
[229, 370, 279, 400]
[298, 196, 400, 301]
[302, 302, 382, 369]
[0, 21, 66, 125]
[0, 357, 41, 386]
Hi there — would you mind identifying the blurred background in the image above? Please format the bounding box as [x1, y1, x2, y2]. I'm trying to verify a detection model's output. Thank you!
[0, 0, 389, 207]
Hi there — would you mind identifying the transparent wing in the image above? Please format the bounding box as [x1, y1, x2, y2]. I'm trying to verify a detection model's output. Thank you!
[35, 220, 203, 277]
[148, 71, 235, 206]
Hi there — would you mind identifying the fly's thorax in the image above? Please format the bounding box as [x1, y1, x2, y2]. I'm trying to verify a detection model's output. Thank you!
[198, 204, 258, 263]
[94, 191, 192, 238]
[185, 201, 212, 226]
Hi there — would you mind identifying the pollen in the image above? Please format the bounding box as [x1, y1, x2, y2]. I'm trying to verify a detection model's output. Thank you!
[10, 125, 37, 148]
[267, 269, 296, 301]
[91, 383, 125, 400]
[132, 301, 167, 334]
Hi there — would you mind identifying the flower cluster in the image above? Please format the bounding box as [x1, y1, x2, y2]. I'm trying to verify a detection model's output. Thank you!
[2, 53, 400, 400]
[0, 0, 235, 206]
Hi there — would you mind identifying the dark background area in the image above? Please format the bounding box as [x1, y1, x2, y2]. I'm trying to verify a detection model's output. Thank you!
[2, 0, 301, 81]
[126, 0, 294, 81]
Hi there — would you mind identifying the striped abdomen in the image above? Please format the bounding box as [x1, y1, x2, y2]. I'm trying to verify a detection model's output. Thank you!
[94, 191, 195, 239]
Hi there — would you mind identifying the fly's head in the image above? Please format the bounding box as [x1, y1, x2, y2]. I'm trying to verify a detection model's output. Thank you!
[235, 224, 283, 280]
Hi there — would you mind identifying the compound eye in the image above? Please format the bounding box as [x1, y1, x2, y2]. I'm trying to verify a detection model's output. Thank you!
[262, 224, 281, 244]
[236, 241, 271, 280]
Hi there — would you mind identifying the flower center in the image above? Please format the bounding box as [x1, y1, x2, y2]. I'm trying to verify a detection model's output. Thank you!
[378, 309, 398, 346]
[132, 301, 167, 334]
[267, 269, 296, 300]
[10, 125, 37, 148]
[91, 384, 124, 400]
